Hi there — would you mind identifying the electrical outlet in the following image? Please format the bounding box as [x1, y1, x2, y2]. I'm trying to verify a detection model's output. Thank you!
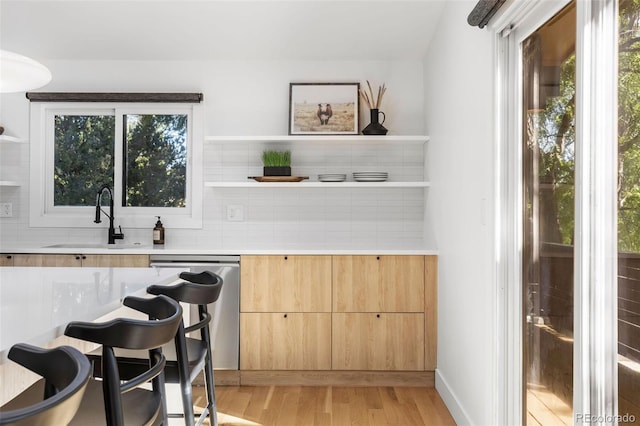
[226, 205, 244, 221]
[0, 203, 13, 217]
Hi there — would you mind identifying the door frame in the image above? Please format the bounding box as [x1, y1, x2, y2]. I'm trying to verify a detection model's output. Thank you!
[491, 0, 618, 423]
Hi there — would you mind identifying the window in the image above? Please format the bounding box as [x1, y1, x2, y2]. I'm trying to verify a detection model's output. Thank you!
[30, 102, 202, 229]
[54, 114, 115, 206]
[123, 114, 187, 208]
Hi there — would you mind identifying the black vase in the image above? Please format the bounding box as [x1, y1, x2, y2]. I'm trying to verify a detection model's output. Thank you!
[362, 109, 388, 135]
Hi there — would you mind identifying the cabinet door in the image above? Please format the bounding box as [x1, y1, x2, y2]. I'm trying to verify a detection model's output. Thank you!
[0, 254, 14, 266]
[81, 254, 149, 268]
[13, 254, 82, 267]
[333, 255, 425, 312]
[241, 255, 331, 312]
[332, 312, 425, 371]
[240, 312, 331, 370]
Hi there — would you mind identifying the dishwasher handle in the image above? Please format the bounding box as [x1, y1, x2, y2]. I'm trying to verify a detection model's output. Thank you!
[150, 262, 240, 269]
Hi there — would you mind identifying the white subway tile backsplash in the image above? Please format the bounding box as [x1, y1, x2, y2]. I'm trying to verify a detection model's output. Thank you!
[2, 136, 429, 251]
[206, 163, 426, 247]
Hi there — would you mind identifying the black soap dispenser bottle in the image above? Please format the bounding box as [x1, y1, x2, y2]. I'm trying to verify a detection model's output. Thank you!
[153, 216, 165, 245]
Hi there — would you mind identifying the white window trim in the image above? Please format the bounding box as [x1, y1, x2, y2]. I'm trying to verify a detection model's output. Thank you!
[29, 102, 203, 229]
[574, 0, 618, 418]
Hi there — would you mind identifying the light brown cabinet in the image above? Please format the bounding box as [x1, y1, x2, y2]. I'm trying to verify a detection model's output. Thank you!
[9, 254, 149, 268]
[240, 255, 332, 370]
[332, 255, 429, 371]
[241, 255, 331, 312]
[0, 254, 14, 266]
[240, 312, 331, 370]
[239, 254, 438, 373]
[332, 312, 425, 370]
[81, 254, 149, 268]
[333, 255, 425, 312]
[424, 255, 437, 370]
[12, 254, 81, 267]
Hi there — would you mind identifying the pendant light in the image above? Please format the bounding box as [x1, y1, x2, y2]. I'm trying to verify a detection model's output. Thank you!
[0, 49, 52, 93]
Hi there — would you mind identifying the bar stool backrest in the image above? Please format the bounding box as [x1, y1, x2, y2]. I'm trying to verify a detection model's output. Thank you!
[147, 271, 223, 305]
[0, 344, 91, 426]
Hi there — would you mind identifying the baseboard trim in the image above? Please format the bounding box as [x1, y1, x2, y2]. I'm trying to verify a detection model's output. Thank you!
[239, 370, 435, 387]
[435, 369, 473, 425]
[195, 370, 240, 386]
[204, 370, 436, 387]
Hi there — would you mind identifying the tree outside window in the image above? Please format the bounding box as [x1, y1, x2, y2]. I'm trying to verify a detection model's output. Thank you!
[53, 113, 188, 209]
[124, 114, 187, 208]
[54, 115, 115, 206]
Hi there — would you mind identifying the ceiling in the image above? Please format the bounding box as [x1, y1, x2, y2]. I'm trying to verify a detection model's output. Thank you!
[0, 0, 447, 62]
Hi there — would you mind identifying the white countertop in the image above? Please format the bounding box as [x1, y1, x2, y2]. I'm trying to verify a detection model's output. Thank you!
[0, 266, 185, 362]
[0, 241, 438, 256]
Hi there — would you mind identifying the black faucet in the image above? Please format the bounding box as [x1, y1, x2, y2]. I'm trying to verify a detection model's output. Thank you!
[94, 184, 124, 244]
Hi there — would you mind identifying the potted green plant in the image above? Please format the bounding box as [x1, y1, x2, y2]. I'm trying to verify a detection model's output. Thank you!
[262, 150, 291, 176]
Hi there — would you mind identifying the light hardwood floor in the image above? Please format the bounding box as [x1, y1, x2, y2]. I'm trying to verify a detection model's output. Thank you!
[526, 385, 572, 425]
[192, 386, 456, 426]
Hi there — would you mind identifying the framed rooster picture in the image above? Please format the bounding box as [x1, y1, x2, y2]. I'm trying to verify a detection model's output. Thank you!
[289, 82, 360, 135]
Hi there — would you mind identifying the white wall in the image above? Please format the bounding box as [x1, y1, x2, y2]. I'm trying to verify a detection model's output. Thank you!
[0, 59, 431, 250]
[424, 1, 497, 425]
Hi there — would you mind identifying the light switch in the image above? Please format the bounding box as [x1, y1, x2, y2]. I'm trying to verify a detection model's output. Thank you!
[226, 204, 244, 221]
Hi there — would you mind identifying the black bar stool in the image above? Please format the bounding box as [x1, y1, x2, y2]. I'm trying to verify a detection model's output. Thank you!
[65, 294, 182, 426]
[87, 270, 223, 426]
[0, 344, 91, 425]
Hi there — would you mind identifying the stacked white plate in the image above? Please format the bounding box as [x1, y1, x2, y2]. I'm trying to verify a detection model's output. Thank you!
[318, 173, 347, 182]
[353, 171, 388, 182]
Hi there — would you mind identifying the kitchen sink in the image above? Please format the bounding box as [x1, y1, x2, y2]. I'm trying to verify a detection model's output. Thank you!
[44, 243, 146, 249]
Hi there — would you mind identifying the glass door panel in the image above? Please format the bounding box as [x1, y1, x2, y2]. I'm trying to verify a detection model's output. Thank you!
[618, 1, 640, 421]
[522, 3, 576, 424]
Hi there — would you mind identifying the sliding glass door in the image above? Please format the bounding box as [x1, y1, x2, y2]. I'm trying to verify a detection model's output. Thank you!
[522, 3, 576, 424]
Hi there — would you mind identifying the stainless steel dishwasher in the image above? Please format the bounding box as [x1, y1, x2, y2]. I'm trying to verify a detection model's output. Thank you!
[149, 254, 240, 370]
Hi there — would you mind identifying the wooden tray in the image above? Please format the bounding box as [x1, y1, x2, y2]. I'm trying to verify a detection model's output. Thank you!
[248, 176, 309, 182]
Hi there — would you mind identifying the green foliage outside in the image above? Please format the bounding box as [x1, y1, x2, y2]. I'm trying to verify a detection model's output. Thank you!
[534, 0, 640, 254]
[54, 113, 187, 209]
[124, 114, 187, 207]
[529, 54, 576, 247]
[54, 115, 115, 206]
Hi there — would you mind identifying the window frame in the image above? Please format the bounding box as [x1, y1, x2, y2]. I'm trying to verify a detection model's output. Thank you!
[29, 101, 203, 229]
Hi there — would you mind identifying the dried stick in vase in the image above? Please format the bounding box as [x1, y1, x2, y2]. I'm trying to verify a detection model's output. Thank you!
[379, 84, 387, 108]
[359, 89, 372, 109]
[366, 80, 376, 108]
